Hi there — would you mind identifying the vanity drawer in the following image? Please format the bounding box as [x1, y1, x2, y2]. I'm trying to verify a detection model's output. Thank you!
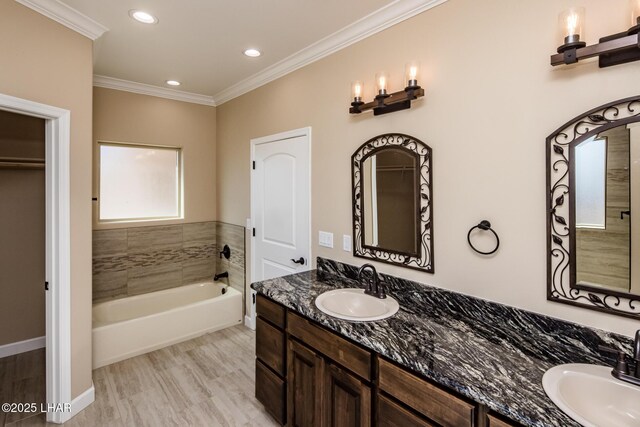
[487, 414, 519, 427]
[378, 358, 475, 427]
[256, 317, 285, 376]
[256, 359, 286, 425]
[257, 295, 286, 328]
[287, 312, 372, 381]
[377, 394, 434, 427]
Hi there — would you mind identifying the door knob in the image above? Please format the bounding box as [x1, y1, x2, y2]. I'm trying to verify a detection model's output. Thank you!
[291, 257, 305, 265]
[621, 210, 631, 220]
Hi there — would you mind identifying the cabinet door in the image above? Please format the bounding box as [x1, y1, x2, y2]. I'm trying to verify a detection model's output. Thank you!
[324, 363, 371, 427]
[288, 339, 325, 427]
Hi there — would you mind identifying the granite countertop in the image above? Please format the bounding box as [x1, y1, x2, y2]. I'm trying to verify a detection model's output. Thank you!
[251, 258, 634, 427]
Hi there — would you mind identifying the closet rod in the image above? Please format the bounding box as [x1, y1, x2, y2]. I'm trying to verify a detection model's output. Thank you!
[0, 157, 45, 169]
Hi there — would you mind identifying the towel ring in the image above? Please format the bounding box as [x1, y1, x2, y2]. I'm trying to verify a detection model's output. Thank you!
[467, 220, 500, 255]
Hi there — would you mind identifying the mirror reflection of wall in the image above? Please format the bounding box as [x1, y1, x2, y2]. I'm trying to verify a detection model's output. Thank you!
[362, 148, 418, 255]
[574, 124, 639, 295]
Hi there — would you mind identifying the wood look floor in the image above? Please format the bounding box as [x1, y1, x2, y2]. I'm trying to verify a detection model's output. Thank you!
[0, 349, 46, 426]
[0, 326, 278, 426]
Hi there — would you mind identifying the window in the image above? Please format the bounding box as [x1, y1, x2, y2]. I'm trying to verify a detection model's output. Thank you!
[99, 142, 182, 221]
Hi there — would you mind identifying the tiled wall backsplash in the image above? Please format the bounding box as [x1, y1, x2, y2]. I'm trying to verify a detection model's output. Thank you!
[93, 221, 245, 303]
[214, 222, 245, 300]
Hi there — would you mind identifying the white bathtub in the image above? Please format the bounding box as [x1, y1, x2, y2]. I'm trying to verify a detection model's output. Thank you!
[92, 281, 242, 368]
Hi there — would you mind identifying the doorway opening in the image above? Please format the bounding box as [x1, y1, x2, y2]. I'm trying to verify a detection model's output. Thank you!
[0, 110, 46, 425]
[0, 93, 72, 424]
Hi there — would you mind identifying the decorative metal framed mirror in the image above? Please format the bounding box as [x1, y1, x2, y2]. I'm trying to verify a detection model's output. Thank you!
[352, 133, 433, 273]
[547, 95, 640, 319]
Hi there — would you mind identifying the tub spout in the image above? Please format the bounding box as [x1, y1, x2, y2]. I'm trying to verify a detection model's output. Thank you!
[214, 272, 229, 281]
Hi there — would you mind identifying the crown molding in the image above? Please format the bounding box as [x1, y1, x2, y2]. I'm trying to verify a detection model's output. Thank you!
[14, 0, 108, 40]
[93, 75, 216, 106]
[213, 0, 448, 105]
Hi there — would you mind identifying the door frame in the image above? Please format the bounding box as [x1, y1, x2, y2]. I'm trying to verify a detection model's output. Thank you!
[0, 93, 72, 424]
[249, 127, 312, 321]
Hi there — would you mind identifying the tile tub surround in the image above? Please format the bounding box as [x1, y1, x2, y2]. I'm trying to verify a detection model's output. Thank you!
[93, 221, 246, 303]
[251, 257, 634, 427]
[215, 222, 246, 297]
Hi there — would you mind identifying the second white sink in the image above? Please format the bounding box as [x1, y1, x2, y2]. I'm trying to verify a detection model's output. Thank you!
[315, 288, 399, 321]
[542, 363, 640, 427]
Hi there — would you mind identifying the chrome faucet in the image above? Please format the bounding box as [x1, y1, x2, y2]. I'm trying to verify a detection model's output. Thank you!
[357, 264, 386, 299]
[599, 329, 640, 386]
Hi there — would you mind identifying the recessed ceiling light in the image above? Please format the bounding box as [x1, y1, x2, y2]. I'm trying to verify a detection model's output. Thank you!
[243, 48, 261, 57]
[166, 80, 181, 86]
[129, 10, 158, 24]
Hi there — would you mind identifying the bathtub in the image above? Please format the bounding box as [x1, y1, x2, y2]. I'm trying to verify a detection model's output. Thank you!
[92, 281, 242, 368]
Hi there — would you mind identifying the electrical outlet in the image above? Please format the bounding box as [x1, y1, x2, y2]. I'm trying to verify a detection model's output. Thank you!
[319, 231, 334, 248]
[343, 235, 352, 252]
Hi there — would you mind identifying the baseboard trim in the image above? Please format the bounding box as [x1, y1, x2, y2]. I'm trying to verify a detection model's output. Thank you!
[0, 336, 45, 358]
[244, 314, 256, 330]
[64, 382, 95, 422]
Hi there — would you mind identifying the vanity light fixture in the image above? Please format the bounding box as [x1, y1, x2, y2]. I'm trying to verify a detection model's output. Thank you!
[551, 1, 640, 67]
[166, 80, 181, 86]
[349, 63, 424, 116]
[129, 10, 158, 24]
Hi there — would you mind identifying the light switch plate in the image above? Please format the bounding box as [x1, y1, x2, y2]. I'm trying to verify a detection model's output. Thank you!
[319, 231, 334, 248]
[343, 235, 352, 252]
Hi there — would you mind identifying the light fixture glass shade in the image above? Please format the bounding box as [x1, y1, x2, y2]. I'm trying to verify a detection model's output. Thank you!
[375, 72, 388, 95]
[351, 81, 363, 102]
[558, 7, 585, 47]
[405, 62, 420, 88]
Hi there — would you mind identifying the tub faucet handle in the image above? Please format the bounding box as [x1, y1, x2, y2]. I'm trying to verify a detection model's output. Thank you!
[219, 244, 231, 259]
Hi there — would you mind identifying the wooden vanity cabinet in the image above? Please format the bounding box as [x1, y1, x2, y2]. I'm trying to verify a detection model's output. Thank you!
[376, 394, 434, 427]
[255, 295, 522, 427]
[287, 311, 372, 427]
[378, 358, 476, 427]
[255, 296, 287, 424]
[324, 363, 371, 427]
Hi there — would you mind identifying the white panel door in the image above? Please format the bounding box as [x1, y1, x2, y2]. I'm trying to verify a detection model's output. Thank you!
[252, 129, 310, 282]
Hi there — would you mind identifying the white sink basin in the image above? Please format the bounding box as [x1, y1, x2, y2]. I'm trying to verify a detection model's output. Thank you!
[315, 288, 399, 321]
[542, 363, 640, 427]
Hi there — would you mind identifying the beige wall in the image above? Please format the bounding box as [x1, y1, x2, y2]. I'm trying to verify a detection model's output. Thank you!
[0, 110, 46, 159]
[0, 1, 93, 397]
[93, 88, 217, 229]
[217, 0, 640, 337]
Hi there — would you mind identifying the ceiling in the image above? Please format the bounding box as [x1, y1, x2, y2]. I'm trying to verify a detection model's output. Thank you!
[59, 0, 394, 99]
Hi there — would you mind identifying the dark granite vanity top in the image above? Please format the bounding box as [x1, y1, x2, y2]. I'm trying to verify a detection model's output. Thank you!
[251, 258, 634, 427]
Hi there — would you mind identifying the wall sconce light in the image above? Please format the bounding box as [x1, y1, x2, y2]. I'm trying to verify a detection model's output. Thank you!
[349, 63, 424, 116]
[551, 1, 640, 67]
